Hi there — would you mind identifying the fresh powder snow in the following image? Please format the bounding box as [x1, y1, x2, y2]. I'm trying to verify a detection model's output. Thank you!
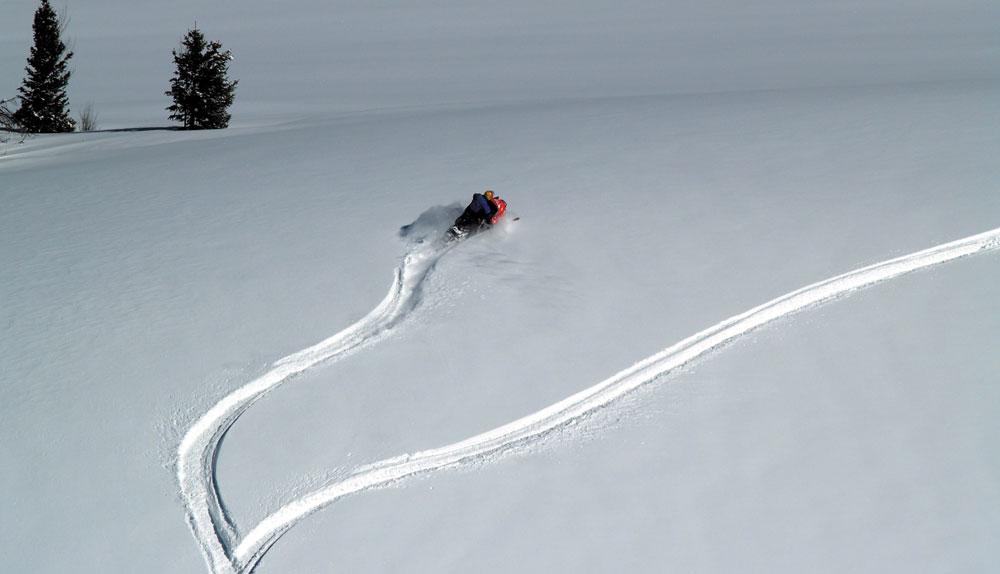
[2, 1, 999, 573]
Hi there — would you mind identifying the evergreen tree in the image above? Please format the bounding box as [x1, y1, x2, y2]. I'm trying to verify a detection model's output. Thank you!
[14, 0, 75, 133]
[166, 28, 237, 129]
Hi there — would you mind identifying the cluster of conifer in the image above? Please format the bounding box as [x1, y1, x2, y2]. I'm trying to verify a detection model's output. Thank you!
[9, 0, 237, 133]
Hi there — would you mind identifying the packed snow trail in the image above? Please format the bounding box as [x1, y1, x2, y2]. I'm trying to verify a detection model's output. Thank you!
[177, 241, 452, 574]
[226, 227, 1000, 573]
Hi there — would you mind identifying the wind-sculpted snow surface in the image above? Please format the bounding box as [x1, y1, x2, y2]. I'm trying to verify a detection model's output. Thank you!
[181, 227, 1000, 574]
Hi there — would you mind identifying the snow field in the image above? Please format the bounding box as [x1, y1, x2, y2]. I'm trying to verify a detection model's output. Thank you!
[3, 68, 998, 572]
[178, 224, 1000, 572]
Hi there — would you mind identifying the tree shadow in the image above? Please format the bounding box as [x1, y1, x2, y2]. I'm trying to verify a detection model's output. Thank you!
[91, 126, 182, 133]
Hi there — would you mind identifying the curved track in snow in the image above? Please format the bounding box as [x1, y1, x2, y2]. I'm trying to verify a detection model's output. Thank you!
[177, 242, 453, 574]
[180, 227, 1000, 574]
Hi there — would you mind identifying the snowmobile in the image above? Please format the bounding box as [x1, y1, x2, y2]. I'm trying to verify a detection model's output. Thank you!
[446, 217, 490, 241]
[446, 192, 508, 241]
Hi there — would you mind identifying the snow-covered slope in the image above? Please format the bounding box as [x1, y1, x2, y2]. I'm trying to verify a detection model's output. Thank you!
[2, 1, 1000, 573]
[260, 252, 1000, 574]
[222, 225, 1000, 573]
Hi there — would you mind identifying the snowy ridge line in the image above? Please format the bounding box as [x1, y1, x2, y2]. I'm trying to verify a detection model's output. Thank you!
[177, 244, 450, 574]
[231, 227, 1000, 572]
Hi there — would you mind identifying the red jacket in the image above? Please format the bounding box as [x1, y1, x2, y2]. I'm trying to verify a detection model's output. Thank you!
[488, 198, 507, 224]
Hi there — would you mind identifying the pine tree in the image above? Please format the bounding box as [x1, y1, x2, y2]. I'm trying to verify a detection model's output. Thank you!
[14, 0, 75, 133]
[166, 28, 237, 129]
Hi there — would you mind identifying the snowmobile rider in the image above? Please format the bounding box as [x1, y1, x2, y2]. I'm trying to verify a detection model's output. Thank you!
[454, 190, 506, 230]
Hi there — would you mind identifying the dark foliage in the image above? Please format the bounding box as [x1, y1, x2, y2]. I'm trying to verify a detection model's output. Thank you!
[14, 0, 75, 133]
[165, 28, 237, 129]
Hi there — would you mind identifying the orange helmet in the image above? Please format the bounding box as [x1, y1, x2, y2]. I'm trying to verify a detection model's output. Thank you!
[484, 190, 495, 200]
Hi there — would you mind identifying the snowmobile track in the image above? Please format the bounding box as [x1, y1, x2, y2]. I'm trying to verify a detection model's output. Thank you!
[177, 240, 454, 574]
[178, 227, 1000, 574]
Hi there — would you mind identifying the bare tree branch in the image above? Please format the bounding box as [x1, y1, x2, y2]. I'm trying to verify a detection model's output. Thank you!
[0, 97, 28, 146]
[78, 102, 98, 131]
[0, 97, 20, 132]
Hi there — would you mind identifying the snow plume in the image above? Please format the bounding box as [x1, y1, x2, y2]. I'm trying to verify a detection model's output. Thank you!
[398, 203, 464, 243]
[180, 226, 1000, 574]
[177, 233, 454, 574]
